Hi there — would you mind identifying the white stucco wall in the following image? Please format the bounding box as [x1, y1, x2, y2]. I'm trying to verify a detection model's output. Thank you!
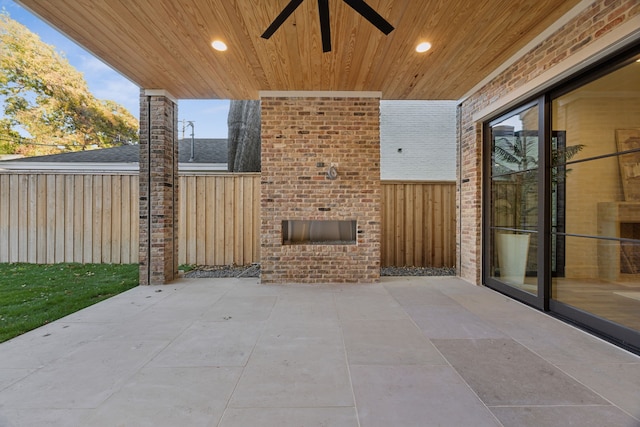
[380, 100, 457, 180]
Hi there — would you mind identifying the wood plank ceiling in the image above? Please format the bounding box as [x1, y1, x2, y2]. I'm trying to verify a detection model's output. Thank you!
[17, 0, 582, 100]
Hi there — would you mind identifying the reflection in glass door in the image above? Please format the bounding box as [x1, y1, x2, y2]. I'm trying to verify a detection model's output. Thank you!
[487, 102, 540, 297]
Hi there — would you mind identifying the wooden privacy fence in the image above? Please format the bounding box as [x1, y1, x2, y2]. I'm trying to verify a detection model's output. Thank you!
[0, 172, 259, 266]
[179, 173, 260, 266]
[381, 181, 456, 268]
[0, 172, 456, 267]
[0, 173, 139, 264]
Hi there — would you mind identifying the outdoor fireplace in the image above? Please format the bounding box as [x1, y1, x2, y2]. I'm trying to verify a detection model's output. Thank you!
[282, 220, 357, 245]
[260, 93, 381, 283]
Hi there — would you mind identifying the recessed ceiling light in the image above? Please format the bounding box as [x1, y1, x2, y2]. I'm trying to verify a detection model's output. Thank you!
[211, 40, 228, 51]
[416, 42, 431, 53]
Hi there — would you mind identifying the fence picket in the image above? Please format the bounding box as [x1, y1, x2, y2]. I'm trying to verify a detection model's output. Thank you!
[0, 175, 9, 262]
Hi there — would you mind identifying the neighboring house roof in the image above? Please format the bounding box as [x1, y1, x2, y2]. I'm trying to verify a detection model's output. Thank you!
[0, 139, 228, 172]
[6, 139, 228, 164]
[11, 144, 141, 164]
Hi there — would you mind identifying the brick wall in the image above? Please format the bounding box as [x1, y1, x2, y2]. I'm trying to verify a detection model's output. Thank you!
[380, 101, 457, 180]
[260, 95, 381, 283]
[139, 91, 179, 285]
[458, 0, 640, 284]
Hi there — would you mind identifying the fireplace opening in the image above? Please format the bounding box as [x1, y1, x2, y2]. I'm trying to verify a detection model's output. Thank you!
[282, 220, 357, 245]
[620, 222, 640, 274]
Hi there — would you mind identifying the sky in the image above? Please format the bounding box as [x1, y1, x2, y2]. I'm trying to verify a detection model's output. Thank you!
[0, 0, 230, 139]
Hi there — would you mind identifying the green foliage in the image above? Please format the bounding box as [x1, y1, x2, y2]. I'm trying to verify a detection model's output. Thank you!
[494, 134, 584, 173]
[0, 263, 139, 343]
[493, 132, 584, 230]
[0, 12, 138, 156]
[0, 117, 21, 153]
[178, 264, 196, 272]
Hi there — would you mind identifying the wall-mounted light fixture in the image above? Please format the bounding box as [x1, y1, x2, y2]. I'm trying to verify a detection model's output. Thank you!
[327, 165, 338, 180]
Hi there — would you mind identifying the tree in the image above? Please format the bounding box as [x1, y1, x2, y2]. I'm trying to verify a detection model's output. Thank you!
[227, 100, 260, 172]
[0, 12, 138, 156]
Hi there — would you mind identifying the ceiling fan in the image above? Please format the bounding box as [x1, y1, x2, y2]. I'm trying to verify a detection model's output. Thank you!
[262, 0, 395, 53]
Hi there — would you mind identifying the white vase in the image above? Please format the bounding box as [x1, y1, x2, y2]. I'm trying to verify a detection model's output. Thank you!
[496, 233, 531, 285]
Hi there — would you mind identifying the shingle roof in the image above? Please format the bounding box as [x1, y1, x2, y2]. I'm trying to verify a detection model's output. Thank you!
[5, 139, 228, 164]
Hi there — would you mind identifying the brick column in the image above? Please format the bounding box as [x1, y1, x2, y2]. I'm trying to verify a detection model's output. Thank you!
[139, 89, 179, 285]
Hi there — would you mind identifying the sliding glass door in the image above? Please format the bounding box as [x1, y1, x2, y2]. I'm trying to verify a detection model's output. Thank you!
[550, 58, 640, 343]
[483, 47, 640, 352]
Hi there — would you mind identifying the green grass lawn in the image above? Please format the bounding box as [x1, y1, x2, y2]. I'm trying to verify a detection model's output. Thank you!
[0, 263, 139, 343]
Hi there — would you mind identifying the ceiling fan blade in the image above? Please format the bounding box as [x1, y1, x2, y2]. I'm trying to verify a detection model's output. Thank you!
[261, 0, 305, 39]
[341, 0, 394, 35]
[318, 0, 332, 52]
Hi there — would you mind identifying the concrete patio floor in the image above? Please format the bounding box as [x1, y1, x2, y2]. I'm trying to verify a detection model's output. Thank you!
[0, 276, 639, 427]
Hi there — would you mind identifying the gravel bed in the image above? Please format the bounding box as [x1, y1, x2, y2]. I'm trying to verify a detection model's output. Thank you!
[381, 266, 456, 276]
[183, 264, 261, 278]
[183, 264, 455, 278]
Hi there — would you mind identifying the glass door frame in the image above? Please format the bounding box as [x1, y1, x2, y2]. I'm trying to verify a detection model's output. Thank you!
[482, 95, 550, 311]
